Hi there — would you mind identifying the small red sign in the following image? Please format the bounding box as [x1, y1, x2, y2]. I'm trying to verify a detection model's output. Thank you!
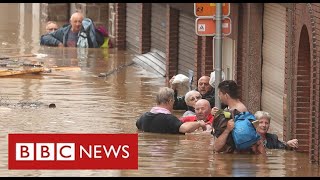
[8, 133, 138, 169]
[195, 17, 232, 36]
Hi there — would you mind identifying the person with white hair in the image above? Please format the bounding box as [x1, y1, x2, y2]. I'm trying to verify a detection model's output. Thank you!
[182, 90, 202, 117]
[40, 12, 103, 48]
[255, 110, 299, 149]
[136, 87, 207, 134]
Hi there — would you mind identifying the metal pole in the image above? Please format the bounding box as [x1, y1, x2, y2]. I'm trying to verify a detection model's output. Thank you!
[214, 3, 222, 109]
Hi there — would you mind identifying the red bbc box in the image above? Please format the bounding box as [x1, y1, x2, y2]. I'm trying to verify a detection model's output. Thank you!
[8, 133, 138, 170]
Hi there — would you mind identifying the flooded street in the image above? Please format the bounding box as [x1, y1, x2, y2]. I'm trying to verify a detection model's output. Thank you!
[0, 3, 319, 177]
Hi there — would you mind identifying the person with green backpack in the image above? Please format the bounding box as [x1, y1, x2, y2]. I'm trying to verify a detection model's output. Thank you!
[212, 80, 266, 154]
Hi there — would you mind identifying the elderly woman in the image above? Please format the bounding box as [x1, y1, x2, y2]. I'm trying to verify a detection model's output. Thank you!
[255, 111, 299, 149]
[182, 90, 202, 117]
[136, 87, 207, 134]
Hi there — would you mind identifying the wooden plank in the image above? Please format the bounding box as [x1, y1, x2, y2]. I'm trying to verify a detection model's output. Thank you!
[0, 54, 36, 60]
[0, 68, 44, 77]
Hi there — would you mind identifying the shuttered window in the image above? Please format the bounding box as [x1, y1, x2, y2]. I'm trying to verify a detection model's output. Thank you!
[126, 3, 141, 54]
[178, 12, 196, 77]
[261, 3, 286, 135]
[151, 3, 166, 59]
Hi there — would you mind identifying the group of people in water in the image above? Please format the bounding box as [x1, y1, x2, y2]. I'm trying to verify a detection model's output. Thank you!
[40, 11, 299, 155]
[136, 75, 299, 154]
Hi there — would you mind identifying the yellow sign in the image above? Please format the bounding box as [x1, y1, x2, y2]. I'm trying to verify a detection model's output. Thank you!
[194, 3, 230, 17]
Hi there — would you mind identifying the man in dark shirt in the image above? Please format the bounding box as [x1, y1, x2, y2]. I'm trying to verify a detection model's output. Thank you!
[170, 75, 216, 110]
[136, 87, 207, 134]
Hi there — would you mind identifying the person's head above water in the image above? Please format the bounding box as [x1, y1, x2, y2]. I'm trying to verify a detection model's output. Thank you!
[45, 21, 59, 33]
[70, 12, 84, 33]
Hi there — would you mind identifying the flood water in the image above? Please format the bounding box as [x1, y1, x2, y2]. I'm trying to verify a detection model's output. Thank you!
[0, 3, 319, 177]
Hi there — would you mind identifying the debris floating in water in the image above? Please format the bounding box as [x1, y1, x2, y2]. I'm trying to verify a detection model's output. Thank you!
[98, 61, 134, 77]
[49, 103, 56, 109]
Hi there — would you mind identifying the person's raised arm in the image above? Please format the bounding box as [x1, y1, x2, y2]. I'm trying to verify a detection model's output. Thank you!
[213, 119, 234, 152]
[179, 120, 206, 133]
[40, 28, 64, 47]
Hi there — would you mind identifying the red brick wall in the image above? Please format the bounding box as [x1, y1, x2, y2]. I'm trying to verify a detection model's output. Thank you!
[309, 3, 320, 163]
[293, 3, 320, 164]
[41, 3, 69, 23]
[140, 3, 151, 54]
[115, 3, 126, 50]
[236, 3, 263, 113]
[284, 4, 294, 147]
[166, 5, 179, 84]
[201, 37, 213, 77]
[296, 26, 311, 153]
[236, 4, 246, 101]
[195, 36, 202, 82]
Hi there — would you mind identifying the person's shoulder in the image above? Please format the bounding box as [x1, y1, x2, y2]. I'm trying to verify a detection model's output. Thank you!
[180, 115, 196, 122]
[266, 133, 279, 139]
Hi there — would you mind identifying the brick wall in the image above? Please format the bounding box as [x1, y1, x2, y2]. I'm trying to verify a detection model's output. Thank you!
[195, 36, 202, 82]
[115, 3, 126, 50]
[41, 3, 69, 23]
[140, 3, 151, 54]
[293, 3, 320, 164]
[201, 37, 213, 77]
[236, 3, 263, 113]
[309, 3, 320, 164]
[284, 4, 294, 147]
[166, 5, 179, 84]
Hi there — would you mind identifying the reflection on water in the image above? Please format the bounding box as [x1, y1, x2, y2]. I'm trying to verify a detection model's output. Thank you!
[0, 3, 320, 177]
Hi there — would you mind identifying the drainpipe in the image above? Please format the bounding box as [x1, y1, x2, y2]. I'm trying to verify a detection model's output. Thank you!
[214, 3, 222, 109]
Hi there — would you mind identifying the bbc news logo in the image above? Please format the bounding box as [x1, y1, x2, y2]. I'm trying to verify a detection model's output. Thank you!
[8, 134, 138, 169]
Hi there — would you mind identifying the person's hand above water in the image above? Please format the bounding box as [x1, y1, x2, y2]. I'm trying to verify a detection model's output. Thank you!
[211, 107, 219, 116]
[287, 139, 298, 148]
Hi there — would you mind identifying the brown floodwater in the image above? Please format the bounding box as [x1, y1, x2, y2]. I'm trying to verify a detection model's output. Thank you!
[0, 3, 319, 177]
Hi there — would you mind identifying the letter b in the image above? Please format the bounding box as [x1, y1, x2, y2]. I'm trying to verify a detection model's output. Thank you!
[36, 143, 54, 161]
[16, 143, 34, 161]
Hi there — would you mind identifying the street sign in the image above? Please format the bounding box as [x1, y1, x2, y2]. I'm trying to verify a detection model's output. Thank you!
[195, 17, 231, 36]
[194, 3, 230, 17]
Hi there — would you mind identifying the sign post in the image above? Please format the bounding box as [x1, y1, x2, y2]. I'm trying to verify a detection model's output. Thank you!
[214, 3, 222, 109]
[194, 3, 231, 109]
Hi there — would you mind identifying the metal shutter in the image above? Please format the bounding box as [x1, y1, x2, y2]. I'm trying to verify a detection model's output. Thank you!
[261, 3, 286, 135]
[126, 3, 141, 54]
[178, 12, 196, 77]
[151, 3, 166, 59]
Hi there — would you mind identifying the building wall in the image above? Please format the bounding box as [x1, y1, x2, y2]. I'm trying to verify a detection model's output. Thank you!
[41, 3, 108, 29]
[41, 3, 69, 22]
[115, 3, 126, 50]
[291, 3, 320, 164]
[236, 3, 263, 113]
